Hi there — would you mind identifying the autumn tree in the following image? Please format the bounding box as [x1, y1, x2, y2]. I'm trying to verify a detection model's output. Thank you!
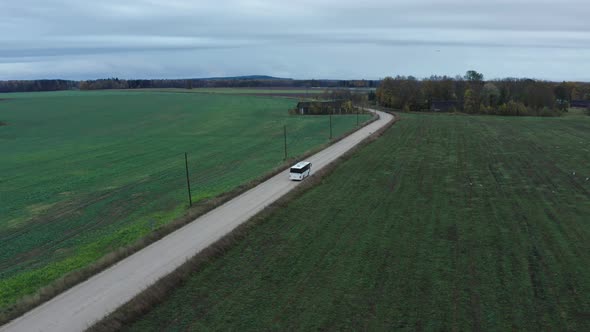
[523, 82, 555, 111]
[376, 77, 396, 107]
[463, 89, 478, 114]
[422, 75, 455, 107]
[343, 100, 354, 113]
[481, 82, 501, 107]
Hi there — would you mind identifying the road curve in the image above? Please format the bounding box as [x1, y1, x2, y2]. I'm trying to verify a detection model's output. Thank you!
[1, 109, 394, 332]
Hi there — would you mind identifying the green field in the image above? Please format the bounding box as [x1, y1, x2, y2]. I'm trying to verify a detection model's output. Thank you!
[0, 90, 370, 311]
[125, 88, 325, 97]
[127, 112, 590, 331]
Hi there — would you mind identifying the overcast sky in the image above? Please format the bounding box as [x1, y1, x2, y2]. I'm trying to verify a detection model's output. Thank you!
[1, 0, 589, 81]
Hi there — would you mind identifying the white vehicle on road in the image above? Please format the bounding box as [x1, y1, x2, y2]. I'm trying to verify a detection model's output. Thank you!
[289, 161, 312, 181]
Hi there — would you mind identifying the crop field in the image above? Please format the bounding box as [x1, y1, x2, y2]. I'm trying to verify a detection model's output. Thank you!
[0, 90, 370, 312]
[179, 88, 325, 95]
[126, 88, 327, 99]
[127, 112, 590, 331]
[126, 87, 376, 98]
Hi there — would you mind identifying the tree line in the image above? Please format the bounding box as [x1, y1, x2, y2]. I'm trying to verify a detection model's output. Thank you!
[376, 71, 590, 116]
[80, 78, 379, 90]
[0, 77, 379, 93]
[2, 73, 590, 119]
[0, 80, 78, 93]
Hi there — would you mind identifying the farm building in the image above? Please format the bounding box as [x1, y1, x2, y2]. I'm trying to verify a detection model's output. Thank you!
[430, 100, 458, 112]
[570, 100, 590, 108]
[296, 100, 345, 115]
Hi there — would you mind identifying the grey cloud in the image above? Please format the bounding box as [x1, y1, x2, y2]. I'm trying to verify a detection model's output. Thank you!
[1, 0, 589, 80]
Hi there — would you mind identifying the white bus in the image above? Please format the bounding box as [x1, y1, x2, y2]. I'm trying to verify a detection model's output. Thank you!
[289, 161, 312, 181]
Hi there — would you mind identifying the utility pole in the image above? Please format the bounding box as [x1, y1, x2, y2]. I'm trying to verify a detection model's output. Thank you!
[283, 125, 287, 160]
[184, 152, 192, 207]
[329, 113, 333, 139]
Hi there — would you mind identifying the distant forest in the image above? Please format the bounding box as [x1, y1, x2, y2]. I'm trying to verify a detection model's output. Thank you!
[1, 73, 589, 117]
[0, 77, 377, 93]
[0, 79, 79, 93]
[376, 71, 590, 116]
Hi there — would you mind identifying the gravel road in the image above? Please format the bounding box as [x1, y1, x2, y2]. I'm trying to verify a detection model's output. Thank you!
[1, 109, 393, 332]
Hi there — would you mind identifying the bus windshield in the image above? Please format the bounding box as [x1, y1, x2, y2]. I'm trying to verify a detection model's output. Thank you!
[290, 167, 304, 174]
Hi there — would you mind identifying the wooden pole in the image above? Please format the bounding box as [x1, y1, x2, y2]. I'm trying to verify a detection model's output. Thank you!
[184, 152, 192, 207]
[329, 114, 333, 139]
[283, 125, 287, 160]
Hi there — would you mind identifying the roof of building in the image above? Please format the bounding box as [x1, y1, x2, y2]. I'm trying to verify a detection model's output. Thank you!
[296, 100, 345, 107]
[571, 100, 590, 107]
[291, 161, 311, 169]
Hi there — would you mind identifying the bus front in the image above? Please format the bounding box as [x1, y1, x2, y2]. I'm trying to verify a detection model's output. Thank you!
[289, 166, 304, 181]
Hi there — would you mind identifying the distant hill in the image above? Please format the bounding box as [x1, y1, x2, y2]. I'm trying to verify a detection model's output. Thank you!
[193, 75, 290, 81]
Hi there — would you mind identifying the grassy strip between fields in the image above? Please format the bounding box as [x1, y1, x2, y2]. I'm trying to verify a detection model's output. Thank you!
[87, 111, 397, 331]
[0, 110, 379, 327]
